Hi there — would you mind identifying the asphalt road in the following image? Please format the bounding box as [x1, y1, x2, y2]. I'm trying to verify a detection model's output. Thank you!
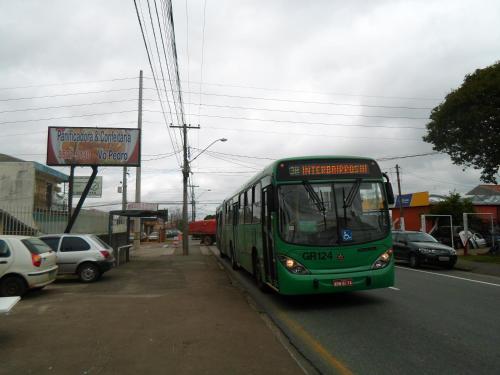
[210, 246, 500, 375]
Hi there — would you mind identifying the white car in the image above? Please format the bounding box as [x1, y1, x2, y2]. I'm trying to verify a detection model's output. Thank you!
[0, 236, 58, 297]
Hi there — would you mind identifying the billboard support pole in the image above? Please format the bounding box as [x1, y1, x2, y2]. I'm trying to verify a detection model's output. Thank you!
[68, 165, 75, 225]
[64, 166, 98, 233]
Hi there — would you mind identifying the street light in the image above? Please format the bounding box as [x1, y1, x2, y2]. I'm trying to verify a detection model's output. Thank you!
[182, 138, 227, 255]
[190, 138, 227, 163]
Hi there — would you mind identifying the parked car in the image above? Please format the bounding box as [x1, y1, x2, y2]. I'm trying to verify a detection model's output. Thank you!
[129, 232, 147, 241]
[0, 236, 58, 296]
[148, 231, 159, 241]
[392, 230, 457, 269]
[165, 229, 181, 239]
[39, 234, 114, 283]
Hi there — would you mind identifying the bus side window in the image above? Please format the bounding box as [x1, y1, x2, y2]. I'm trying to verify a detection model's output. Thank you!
[239, 194, 244, 224]
[244, 190, 252, 224]
[253, 183, 261, 223]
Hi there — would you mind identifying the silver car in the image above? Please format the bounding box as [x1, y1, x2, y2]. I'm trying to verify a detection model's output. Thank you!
[39, 234, 114, 282]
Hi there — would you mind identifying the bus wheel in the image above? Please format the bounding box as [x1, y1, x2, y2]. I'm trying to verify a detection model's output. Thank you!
[253, 253, 268, 292]
[230, 246, 239, 270]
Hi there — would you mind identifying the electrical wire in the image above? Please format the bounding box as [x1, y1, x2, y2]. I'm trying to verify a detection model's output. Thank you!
[133, 0, 183, 167]
[0, 87, 139, 102]
[143, 110, 426, 129]
[0, 76, 139, 91]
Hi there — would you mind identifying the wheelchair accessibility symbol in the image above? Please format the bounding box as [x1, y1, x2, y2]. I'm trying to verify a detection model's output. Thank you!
[342, 229, 353, 241]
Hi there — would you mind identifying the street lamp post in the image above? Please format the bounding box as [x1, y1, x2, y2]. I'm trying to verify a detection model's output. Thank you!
[182, 138, 227, 255]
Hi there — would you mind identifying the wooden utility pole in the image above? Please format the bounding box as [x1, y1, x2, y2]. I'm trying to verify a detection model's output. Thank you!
[134, 70, 143, 251]
[170, 124, 199, 255]
[396, 164, 405, 230]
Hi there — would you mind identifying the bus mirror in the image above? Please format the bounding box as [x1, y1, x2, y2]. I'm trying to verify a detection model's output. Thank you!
[385, 182, 395, 205]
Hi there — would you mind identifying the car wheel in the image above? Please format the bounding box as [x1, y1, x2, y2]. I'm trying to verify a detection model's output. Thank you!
[0, 275, 27, 297]
[445, 262, 455, 270]
[77, 263, 101, 283]
[409, 253, 419, 268]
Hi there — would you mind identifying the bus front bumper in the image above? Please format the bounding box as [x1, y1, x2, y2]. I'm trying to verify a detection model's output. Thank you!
[276, 262, 394, 295]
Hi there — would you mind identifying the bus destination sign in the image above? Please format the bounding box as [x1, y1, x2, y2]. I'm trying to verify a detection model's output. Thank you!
[277, 159, 381, 180]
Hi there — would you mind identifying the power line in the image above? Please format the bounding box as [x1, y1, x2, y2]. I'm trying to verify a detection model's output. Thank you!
[143, 110, 427, 129]
[143, 76, 441, 102]
[0, 76, 139, 91]
[144, 88, 433, 112]
[0, 99, 138, 114]
[198, 0, 208, 122]
[189, 147, 275, 161]
[133, 0, 182, 167]
[377, 151, 441, 161]
[144, 98, 430, 122]
[201, 124, 422, 142]
[0, 109, 137, 125]
[0, 87, 139, 102]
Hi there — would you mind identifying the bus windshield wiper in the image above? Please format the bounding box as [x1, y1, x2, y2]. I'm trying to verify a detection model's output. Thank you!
[302, 181, 325, 213]
[302, 181, 327, 230]
[344, 178, 362, 208]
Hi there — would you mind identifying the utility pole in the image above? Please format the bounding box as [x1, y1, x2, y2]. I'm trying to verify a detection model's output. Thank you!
[396, 164, 405, 230]
[170, 123, 200, 255]
[122, 167, 128, 211]
[189, 184, 199, 221]
[134, 70, 143, 251]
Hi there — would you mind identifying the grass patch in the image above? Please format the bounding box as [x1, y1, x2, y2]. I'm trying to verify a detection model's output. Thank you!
[460, 254, 500, 264]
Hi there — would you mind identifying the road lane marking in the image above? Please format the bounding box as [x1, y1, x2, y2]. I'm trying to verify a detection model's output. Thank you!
[396, 266, 500, 287]
[277, 311, 354, 375]
[389, 286, 400, 290]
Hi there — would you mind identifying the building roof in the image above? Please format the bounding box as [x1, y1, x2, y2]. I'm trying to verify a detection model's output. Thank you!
[0, 153, 68, 182]
[0, 153, 24, 162]
[467, 185, 500, 196]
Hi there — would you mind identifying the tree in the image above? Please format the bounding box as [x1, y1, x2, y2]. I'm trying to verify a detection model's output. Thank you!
[423, 61, 500, 183]
[430, 192, 474, 226]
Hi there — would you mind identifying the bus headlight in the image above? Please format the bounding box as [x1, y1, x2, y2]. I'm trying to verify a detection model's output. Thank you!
[371, 248, 393, 270]
[278, 255, 310, 275]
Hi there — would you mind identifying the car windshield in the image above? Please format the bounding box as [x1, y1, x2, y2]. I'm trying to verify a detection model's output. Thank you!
[22, 238, 53, 254]
[406, 233, 438, 243]
[278, 181, 390, 246]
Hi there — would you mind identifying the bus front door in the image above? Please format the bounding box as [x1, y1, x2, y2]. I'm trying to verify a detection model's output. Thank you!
[262, 186, 277, 285]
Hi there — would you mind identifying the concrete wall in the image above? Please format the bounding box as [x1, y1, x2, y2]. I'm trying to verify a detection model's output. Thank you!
[0, 162, 36, 228]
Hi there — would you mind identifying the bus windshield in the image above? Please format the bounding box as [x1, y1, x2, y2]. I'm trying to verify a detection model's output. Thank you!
[278, 181, 390, 246]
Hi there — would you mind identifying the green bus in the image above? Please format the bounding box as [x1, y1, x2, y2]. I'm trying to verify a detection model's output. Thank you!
[215, 156, 395, 295]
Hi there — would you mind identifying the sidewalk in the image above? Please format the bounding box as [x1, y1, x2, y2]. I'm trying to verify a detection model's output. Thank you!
[2, 241, 303, 375]
[454, 257, 500, 278]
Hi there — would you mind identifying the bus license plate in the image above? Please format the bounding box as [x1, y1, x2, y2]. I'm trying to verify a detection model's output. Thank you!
[333, 279, 353, 287]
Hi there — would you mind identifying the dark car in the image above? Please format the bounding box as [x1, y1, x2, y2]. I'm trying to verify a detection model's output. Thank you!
[392, 231, 457, 269]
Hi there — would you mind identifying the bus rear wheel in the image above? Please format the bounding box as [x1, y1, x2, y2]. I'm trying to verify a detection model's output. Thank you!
[230, 246, 239, 270]
[252, 253, 268, 292]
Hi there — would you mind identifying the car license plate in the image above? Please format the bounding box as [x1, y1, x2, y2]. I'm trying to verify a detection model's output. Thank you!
[438, 256, 450, 261]
[333, 279, 353, 287]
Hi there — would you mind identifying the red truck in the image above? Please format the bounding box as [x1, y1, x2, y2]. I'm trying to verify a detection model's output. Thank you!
[188, 219, 216, 245]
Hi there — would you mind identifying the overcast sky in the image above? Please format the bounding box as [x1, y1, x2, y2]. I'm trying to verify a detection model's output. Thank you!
[1, 0, 499, 218]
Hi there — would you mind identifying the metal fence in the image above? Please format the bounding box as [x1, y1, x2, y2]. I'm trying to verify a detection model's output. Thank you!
[0, 204, 127, 236]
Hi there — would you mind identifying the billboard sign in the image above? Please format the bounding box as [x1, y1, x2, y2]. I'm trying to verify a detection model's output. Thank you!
[73, 176, 103, 198]
[395, 191, 429, 208]
[127, 202, 159, 211]
[47, 127, 140, 166]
